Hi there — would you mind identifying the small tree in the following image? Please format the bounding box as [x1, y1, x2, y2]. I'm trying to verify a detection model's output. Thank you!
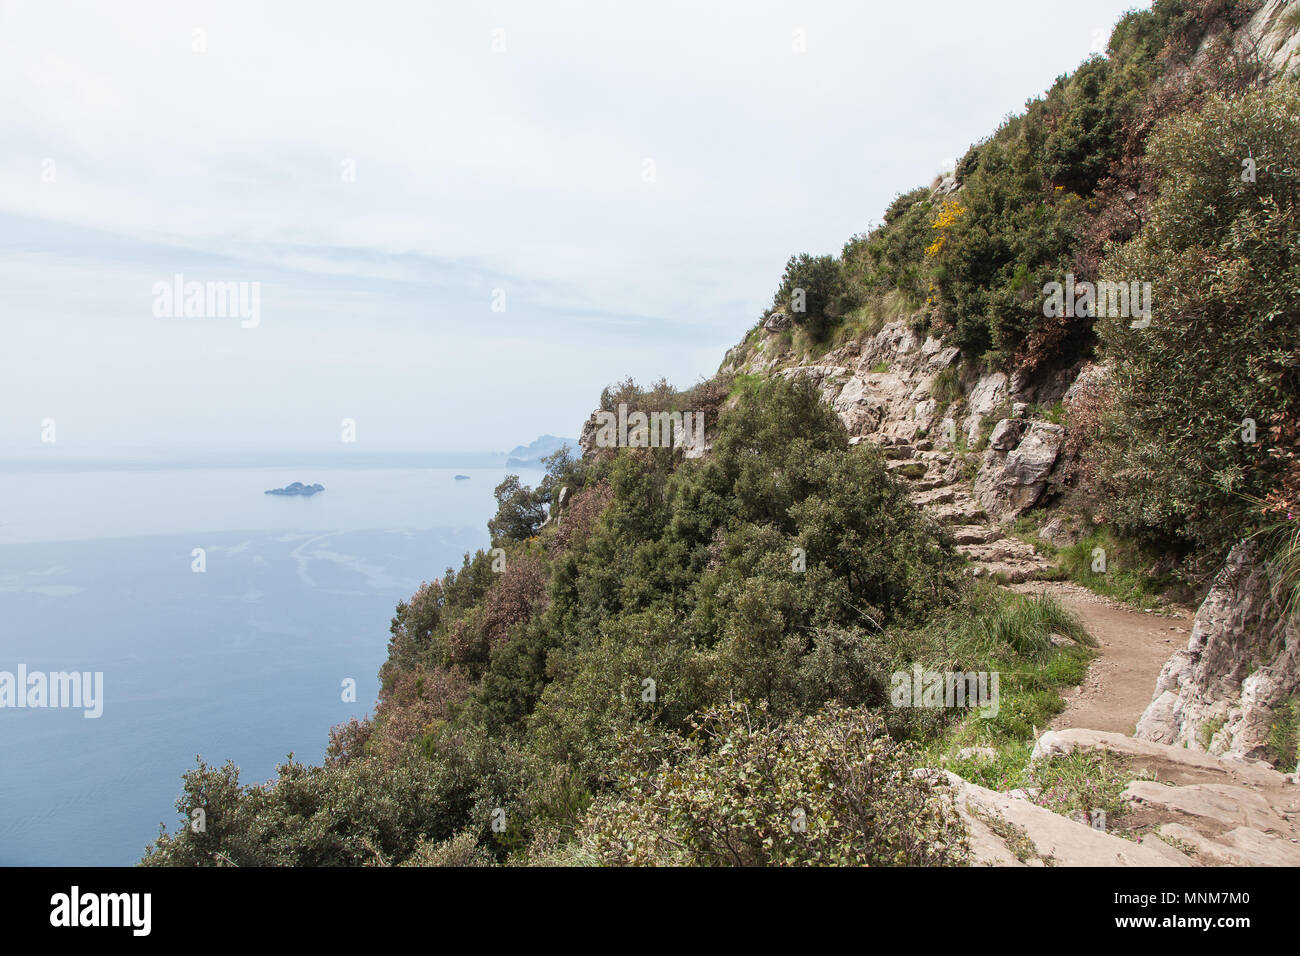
[488, 475, 546, 543]
[771, 253, 852, 340]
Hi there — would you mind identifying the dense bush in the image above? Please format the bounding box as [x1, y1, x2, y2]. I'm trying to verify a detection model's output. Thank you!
[1083, 78, 1300, 566]
[768, 253, 857, 340]
[577, 702, 970, 866]
[144, 376, 996, 866]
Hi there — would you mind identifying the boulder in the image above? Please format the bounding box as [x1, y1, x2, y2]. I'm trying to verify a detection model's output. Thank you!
[1038, 515, 1083, 549]
[987, 418, 1024, 451]
[972, 421, 1064, 523]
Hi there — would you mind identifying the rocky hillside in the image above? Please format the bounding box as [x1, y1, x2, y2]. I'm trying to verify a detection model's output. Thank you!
[722, 318, 1072, 582]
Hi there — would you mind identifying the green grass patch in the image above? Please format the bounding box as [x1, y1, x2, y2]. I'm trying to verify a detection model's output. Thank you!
[930, 365, 962, 405]
[1267, 699, 1299, 770]
[1054, 528, 1169, 610]
[1025, 750, 1147, 824]
[1198, 715, 1225, 750]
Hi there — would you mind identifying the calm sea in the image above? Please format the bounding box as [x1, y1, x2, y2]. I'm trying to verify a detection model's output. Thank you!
[0, 464, 539, 865]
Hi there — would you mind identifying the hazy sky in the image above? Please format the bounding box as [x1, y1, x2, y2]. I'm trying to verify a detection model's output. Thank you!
[0, 0, 1150, 458]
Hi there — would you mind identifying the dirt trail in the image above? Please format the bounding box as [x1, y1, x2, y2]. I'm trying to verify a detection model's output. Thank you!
[883, 436, 1300, 865]
[888, 439, 1196, 733]
[1009, 580, 1194, 734]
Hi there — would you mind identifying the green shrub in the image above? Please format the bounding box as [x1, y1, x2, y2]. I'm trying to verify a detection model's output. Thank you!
[1086, 78, 1300, 567]
[770, 253, 858, 341]
[577, 701, 970, 866]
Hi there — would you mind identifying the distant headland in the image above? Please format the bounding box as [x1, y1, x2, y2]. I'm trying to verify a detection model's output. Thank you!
[504, 435, 578, 468]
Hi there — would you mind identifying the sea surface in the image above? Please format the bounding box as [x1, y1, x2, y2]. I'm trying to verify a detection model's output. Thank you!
[0, 464, 540, 865]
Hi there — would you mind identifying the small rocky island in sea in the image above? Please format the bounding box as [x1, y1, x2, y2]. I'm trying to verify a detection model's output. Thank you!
[454, 475, 470, 481]
[264, 482, 324, 496]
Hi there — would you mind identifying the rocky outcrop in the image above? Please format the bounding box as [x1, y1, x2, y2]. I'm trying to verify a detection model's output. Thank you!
[926, 729, 1300, 866]
[962, 373, 1007, 445]
[1242, 0, 1300, 75]
[762, 311, 793, 332]
[766, 321, 962, 446]
[1136, 539, 1300, 762]
[717, 315, 1074, 579]
[1038, 514, 1084, 549]
[973, 421, 1066, 524]
[924, 767, 1192, 866]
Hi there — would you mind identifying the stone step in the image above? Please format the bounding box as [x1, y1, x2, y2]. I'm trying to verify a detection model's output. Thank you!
[957, 539, 1048, 564]
[910, 486, 956, 507]
[968, 561, 1045, 584]
[928, 499, 988, 525]
[948, 525, 1003, 545]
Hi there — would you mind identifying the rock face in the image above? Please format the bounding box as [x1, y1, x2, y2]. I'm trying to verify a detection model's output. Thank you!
[714, 316, 1073, 580]
[736, 320, 962, 445]
[1136, 540, 1300, 762]
[1037, 515, 1083, 549]
[762, 311, 792, 332]
[724, 319, 1071, 513]
[973, 421, 1066, 524]
[1243, 0, 1300, 75]
[771, 324, 963, 446]
[963, 373, 1007, 445]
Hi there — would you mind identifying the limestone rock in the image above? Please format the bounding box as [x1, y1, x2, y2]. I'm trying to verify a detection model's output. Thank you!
[924, 769, 1192, 867]
[1038, 515, 1083, 549]
[762, 311, 792, 332]
[1136, 540, 1300, 761]
[1032, 728, 1288, 788]
[987, 418, 1024, 451]
[963, 372, 1008, 445]
[972, 421, 1065, 523]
